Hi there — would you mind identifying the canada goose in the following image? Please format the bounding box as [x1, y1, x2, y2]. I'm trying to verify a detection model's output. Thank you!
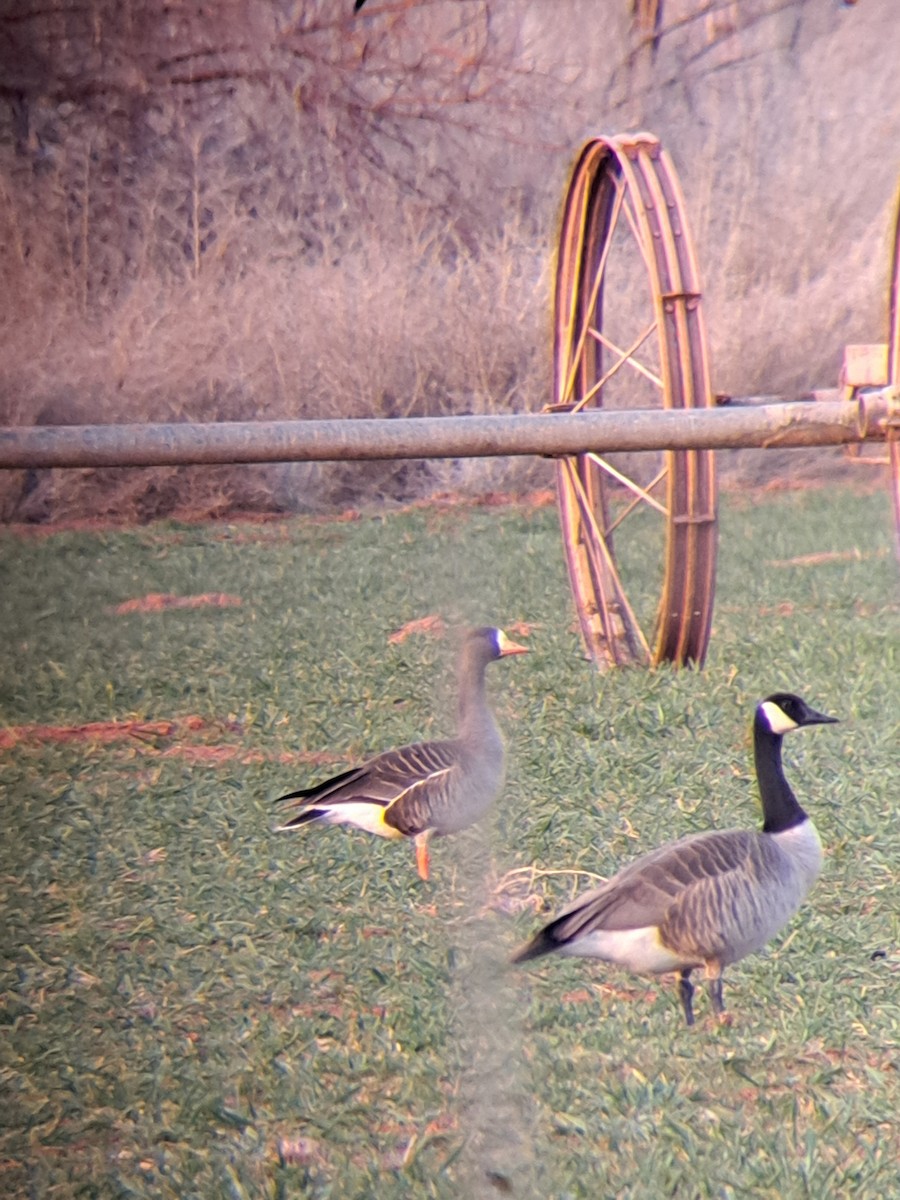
[274, 626, 528, 880]
[512, 693, 837, 1025]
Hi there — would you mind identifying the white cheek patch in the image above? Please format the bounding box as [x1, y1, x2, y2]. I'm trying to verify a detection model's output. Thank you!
[760, 700, 799, 735]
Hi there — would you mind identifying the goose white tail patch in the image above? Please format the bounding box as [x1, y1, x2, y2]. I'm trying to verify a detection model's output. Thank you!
[315, 802, 405, 839]
[560, 925, 692, 974]
[759, 700, 799, 735]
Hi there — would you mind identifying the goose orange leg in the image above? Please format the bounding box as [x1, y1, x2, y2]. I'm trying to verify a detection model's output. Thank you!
[414, 832, 432, 881]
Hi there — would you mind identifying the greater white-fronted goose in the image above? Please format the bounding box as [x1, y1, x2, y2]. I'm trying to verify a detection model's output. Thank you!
[274, 626, 528, 879]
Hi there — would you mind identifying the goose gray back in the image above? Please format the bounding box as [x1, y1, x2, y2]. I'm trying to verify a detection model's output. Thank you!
[273, 626, 528, 880]
[512, 693, 837, 1025]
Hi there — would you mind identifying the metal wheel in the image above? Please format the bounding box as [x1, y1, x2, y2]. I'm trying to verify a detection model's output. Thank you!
[551, 133, 718, 669]
[888, 186, 900, 559]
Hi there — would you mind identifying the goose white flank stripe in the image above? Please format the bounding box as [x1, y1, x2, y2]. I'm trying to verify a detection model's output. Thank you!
[273, 626, 528, 880]
[512, 692, 838, 1025]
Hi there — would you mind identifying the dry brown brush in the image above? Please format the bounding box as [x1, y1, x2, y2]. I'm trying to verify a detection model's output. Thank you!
[0, 0, 559, 521]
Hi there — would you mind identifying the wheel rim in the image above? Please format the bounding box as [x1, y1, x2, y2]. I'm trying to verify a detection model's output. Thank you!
[888, 183, 900, 562]
[552, 133, 718, 669]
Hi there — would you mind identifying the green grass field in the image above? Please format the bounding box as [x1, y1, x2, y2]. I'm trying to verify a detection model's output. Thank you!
[1, 484, 898, 1198]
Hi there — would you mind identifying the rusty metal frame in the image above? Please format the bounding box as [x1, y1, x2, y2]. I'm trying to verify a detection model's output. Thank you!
[889, 184, 900, 556]
[552, 132, 718, 670]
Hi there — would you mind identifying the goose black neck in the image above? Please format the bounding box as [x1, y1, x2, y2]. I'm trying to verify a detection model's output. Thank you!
[754, 716, 808, 834]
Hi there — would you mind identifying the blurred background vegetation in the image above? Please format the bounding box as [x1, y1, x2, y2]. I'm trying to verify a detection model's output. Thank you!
[1, 0, 899, 520]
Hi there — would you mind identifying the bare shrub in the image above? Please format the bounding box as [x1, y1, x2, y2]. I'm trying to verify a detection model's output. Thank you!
[0, 174, 552, 519]
[0, 0, 564, 521]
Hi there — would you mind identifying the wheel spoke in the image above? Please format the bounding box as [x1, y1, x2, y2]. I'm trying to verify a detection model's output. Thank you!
[561, 180, 628, 405]
[620, 195, 651, 269]
[603, 464, 670, 538]
[584, 454, 669, 521]
[570, 319, 660, 413]
[562, 458, 627, 663]
[564, 458, 652, 661]
[588, 325, 664, 391]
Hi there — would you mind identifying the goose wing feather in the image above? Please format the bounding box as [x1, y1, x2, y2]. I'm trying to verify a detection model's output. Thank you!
[552, 830, 758, 941]
[275, 739, 459, 821]
[274, 765, 369, 806]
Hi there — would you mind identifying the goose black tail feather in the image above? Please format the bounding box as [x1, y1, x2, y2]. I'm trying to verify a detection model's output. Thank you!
[510, 922, 566, 965]
[273, 766, 365, 806]
[274, 807, 329, 830]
